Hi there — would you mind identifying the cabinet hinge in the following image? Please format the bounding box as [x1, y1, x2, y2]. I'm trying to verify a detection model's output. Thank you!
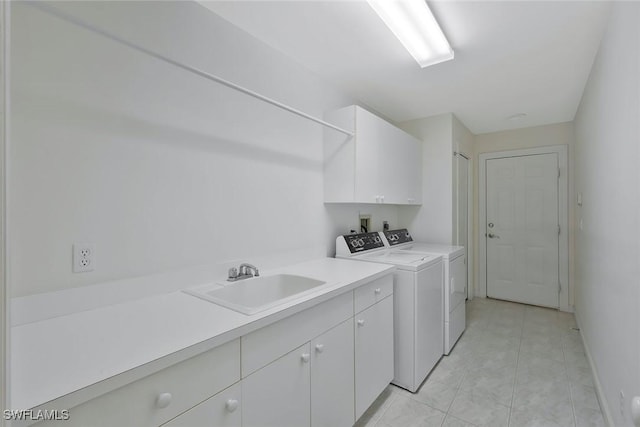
[558, 225, 561, 235]
[558, 281, 562, 294]
[558, 168, 561, 179]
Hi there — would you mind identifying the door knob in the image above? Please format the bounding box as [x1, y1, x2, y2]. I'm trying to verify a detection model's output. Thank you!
[487, 233, 500, 239]
[225, 399, 239, 413]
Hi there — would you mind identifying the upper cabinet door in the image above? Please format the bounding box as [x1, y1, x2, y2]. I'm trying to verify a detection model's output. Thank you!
[324, 105, 422, 205]
[354, 107, 389, 203]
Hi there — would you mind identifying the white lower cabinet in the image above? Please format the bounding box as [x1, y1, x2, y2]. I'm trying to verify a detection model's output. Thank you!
[242, 343, 311, 427]
[354, 295, 394, 420]
[311, 320, 355, 427]
[35, 275, 394, 427]
[161, 383, 241, 427]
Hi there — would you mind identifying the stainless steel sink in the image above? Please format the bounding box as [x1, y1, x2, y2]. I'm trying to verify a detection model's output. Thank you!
[183, 274, 326, 315]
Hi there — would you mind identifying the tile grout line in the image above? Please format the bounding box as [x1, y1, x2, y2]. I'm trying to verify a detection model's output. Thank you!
[507, 311, 525, 427]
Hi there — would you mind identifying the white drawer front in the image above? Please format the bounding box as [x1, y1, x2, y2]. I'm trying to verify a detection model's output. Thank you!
[37, 339, 240, 427]
[161, 383, 241, 427]
[354, 274, 393, 314]
[241, 292, 353, 377]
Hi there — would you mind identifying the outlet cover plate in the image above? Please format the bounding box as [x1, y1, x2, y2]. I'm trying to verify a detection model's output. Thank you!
[73, 243, 95, 273]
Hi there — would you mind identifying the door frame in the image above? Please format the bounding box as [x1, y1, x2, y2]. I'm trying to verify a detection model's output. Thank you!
[454, 150, 473, 301]
[1, 0, 9, 420]
[478, 145, 569, 311]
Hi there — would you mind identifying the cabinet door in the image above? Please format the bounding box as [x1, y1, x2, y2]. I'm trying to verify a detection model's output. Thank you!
[242, 343, 311, 427]
[354, 296, 394, 420]
[311, 320, 354, 427]
[162, 383, 241, 427]
[406, 132, 422, 204]
[354, 107, 386, 203]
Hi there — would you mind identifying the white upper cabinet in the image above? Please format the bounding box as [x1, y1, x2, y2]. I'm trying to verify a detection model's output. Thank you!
[324, 106, 422, 205]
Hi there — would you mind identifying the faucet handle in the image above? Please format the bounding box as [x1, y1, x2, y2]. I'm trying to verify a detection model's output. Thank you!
[228, 267, 239, 279]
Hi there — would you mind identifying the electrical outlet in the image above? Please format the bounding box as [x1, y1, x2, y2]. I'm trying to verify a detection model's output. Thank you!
[73, 243, 95, 273]
[620, 390, 625, 417]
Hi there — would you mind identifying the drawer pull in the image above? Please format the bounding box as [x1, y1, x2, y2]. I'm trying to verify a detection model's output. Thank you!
[374, 288, 382, 294]
[357, 319, 365, 327]
[225, 399, 239, 413]
[301, 353, 310, 363]
[315, 344, 324, 353]
[156, 392, 172, 409]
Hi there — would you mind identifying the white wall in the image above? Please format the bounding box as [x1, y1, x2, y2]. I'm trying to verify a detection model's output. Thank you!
[573, 2, 640, 425]
[9, 1, 369, 298]
[474, 122, 574, 155]
[397, 113, 454, 243]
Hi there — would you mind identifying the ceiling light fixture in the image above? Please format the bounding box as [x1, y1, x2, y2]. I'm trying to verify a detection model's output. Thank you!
[367, 0, 454, 68]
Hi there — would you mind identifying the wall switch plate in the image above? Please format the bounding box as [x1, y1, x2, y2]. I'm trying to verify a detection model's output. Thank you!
[73, 243, 95, 273]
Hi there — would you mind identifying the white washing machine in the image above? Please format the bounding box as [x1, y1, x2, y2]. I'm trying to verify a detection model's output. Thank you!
[382, 229, 466, 355]
[336, 232, 443, 392]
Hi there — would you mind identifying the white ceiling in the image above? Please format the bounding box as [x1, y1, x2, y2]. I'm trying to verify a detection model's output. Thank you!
[200, 1, 611, 134]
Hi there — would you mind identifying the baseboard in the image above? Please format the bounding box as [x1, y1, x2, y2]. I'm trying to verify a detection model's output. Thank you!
[560, 304, 574, 313]
[575, 309, 616, 427]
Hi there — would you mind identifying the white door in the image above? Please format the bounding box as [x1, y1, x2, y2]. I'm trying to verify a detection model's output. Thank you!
[311, 320, 354, 427]
[486, 153, 559, 308]
[454, 154, 470, 298]
[354, 297, 393, 420]
[242, 343, 311, 427]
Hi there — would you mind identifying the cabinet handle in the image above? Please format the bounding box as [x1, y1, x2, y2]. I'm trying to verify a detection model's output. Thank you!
[374, 288, 381, 294]
[225, 399, 239, 413]
[357, 319, 365, 327]
[315, 344, 324, 353]
[156, 392, 172, 409]
[301, 353, 310, 363]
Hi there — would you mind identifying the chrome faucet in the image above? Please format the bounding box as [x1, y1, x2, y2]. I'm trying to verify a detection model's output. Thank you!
[227, 263, 260, 282]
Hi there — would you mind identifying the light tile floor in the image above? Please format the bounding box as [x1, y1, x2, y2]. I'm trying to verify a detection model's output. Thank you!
[355, 298, 606, 427]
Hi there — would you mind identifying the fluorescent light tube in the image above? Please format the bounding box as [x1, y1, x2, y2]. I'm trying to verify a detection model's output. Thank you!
[367, 0, 454, 68]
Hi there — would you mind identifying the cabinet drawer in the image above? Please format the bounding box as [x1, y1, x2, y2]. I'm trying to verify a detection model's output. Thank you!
[242, 292, 353, 377]
[40, 339, 240, 427]
[354, 274, 393, 314]
[161, 383, 241, 427]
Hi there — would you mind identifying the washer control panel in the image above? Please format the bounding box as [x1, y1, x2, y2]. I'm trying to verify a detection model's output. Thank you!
[384, 229, 413, 246]
[343, 232, 384, 253]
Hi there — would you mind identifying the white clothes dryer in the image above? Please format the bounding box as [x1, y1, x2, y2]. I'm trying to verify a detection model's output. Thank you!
[382, 229, 466, 355]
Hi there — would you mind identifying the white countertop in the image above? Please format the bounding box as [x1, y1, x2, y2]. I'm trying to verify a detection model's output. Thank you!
[11, 257, 394, 411]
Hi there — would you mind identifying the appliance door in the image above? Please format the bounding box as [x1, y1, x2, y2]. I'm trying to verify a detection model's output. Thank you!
[448, 255, 467, 312]
[415, 261, 444, 385]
